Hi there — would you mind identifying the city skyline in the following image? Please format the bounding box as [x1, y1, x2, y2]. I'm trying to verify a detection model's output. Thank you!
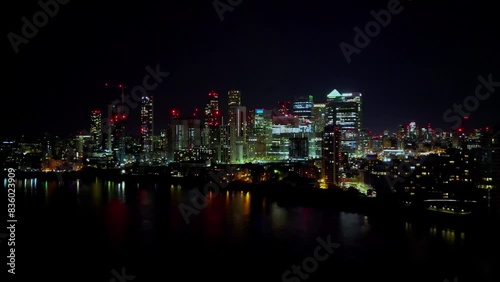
[3, 86, 498, 168]
[2, 86, 498, 140]
[3, 1, 500, 281]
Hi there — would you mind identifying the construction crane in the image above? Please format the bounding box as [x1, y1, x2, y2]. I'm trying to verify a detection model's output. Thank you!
[104, 82, 127, 105]
[104, 82, 129, 120]
[103, 82, 128, 161]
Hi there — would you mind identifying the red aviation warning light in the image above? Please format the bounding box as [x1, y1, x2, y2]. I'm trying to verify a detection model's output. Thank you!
[105, 82, 127, 107]
[171, 108, 180, 118]
[104, 82, 127, 91]
[208, 90, 218, 98]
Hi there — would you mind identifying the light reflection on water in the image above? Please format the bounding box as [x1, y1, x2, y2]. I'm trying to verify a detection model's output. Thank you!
[8, 176, 493, 280]
[7, 177, 477, 243]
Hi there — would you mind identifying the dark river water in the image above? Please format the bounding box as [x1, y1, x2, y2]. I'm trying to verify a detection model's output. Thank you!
[5, 177, 500, 282]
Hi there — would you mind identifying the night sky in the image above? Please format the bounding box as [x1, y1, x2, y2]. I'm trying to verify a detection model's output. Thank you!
[3, 0, 500, 138]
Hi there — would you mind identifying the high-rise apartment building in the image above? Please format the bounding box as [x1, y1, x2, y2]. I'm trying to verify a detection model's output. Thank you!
[219, 123, 231, 164]
[228, 90, 246, 163]
[228, 90, 241, 107]
[90, 110, 102, 150]
[229, 106, 246, 163]
[107, 103, 127, 163]
[140, 95, 154, 159]
[169, 117, 201, 155]
[205, 90, 221, 128]
[204, 90, 221, 160]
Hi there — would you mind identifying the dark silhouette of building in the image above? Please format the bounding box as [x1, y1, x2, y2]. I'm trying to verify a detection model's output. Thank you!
[289, 137, 309, 160]
[322, 125, 341, 186]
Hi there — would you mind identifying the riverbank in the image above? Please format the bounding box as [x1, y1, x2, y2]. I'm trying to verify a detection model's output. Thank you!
[4, 169, 499, 226]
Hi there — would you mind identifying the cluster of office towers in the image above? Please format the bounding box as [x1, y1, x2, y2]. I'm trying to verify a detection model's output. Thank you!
[89, 93, 154, 163]
[167, 89, 362, 184]
[88, 89, 362, 183]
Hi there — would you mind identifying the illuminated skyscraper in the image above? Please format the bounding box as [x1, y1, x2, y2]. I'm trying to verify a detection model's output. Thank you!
[291, 96, 313, 118]
[312, 103, 327, 133]
[167, 109, 180, 161]
[326, 89, 362, 156]
[75, 133, 92, 162]
[247, 110, 255, 158]
[90, 110, 102, 150]
[310, 103, 326, 159]
[141, 95, 154, 159]
[359, 129, 371, 155]
[247, 109, 272, 160]
[480, 125, 500, 214]
[228, 90, 246, 163]
[290, 95, 315, 159]
[105, 84, 127, 164]
[158, 129, 167, 156]
[219, 122, 231, 164]
[396, 125, 405, 150]
[229, 106, 246, 163]
[493, 132, 500, 215]
[269, 113, 304, 160]
[204, 91, 221, 161]
[228, 90, 241, 107]
[106, 105, 113, 152]
[205, 90, 221, 128]
[169, 117, 201, 154]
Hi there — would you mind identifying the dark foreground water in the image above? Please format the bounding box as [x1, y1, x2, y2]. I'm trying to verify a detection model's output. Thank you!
[4, 177, 500, 282]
